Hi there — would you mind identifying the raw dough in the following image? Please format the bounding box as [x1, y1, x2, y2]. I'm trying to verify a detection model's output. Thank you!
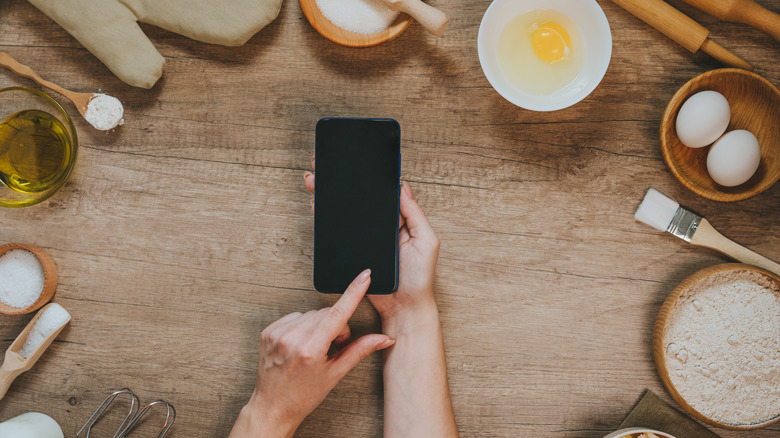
[28, 0, 283, 88]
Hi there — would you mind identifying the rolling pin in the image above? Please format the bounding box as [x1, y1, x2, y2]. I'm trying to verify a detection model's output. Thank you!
[611, 0, 753, 70]
[679, 0, 780, 42]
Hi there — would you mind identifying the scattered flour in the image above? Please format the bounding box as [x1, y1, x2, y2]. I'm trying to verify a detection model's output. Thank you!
[0, 249, 45, 309]
[316, 0, 399, 35]
[664, 270, 780, 426]
[84, 93, 124, 131]
[19, 303, 71, 358]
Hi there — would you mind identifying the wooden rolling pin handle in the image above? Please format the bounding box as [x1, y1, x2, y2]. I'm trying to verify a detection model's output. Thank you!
[700, 39, 753, 70]
[691, 219, 780, 276]
[735, 1, 780, 43]
[610, 0, 709, 52]
[385, 0, 449, 36]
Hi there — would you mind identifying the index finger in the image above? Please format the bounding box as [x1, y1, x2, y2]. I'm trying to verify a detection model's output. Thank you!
[322, 269, 371, 339]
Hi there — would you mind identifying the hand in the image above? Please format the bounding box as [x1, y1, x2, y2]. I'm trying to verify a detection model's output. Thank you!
[304, 160, 441, 323]
[230, 270, 395, 438]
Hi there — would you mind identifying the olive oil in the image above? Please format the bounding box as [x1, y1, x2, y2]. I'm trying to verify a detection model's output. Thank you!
[0, 109, 72, 193]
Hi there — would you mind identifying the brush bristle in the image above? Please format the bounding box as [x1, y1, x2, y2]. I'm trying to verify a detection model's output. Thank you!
[634, 188, 679, 232]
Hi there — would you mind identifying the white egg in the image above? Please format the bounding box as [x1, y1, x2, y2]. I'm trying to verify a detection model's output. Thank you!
[707, 130, 761, 187]
[675, 91, 731, 148]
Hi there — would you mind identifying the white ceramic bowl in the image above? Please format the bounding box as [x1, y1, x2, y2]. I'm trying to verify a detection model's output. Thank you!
[477, 0, 612, 111]
[603, 428, 676, 438]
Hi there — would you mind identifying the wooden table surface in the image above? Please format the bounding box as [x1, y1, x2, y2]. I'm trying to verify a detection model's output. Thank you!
[1, 0, 778, 436]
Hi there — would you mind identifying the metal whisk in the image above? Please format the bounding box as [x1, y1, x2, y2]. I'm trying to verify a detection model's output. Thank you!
[77, 388, 176, 438]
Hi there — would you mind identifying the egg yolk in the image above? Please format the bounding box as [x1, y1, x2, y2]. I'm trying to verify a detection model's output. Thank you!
[531, 22, 571, 63]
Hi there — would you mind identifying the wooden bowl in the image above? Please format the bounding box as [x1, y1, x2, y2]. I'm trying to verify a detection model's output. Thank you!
[0, 243, 58, 315]
[300, 0, 413, 47]
[660, 69, 780, 202]
[653, 263, 780, 430]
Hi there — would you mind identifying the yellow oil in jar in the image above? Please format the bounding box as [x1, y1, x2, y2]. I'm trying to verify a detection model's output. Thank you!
[0, 109, 72, 193]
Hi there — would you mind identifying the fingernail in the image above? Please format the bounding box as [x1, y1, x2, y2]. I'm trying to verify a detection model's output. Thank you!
[376, 338, 396, 350]
[310, 199, 315, 209]
[304, 171, 312, 181]
[357, 269, 371, 284]
[403, 181, 414, 200]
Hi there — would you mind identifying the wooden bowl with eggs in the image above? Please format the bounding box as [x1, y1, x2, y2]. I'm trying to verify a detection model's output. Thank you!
[660, 69, 780, 202]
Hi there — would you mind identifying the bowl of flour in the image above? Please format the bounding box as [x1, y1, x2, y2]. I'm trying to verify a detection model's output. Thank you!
[653, 263, 780, 429]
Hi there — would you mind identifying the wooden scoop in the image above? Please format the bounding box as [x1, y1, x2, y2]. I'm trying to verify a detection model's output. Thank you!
[611, 0, 753, 70]
[0, 303, 71, 400]
[380, 0, 449, 36]
[679, 0, 780, 42]
[0, 52, 123, 130]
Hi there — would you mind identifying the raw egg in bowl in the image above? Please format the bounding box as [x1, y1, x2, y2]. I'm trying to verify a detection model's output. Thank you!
[478, 0, 612, 111]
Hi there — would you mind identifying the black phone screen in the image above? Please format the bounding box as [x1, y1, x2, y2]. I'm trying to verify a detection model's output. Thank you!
[314, 118, 400, 294]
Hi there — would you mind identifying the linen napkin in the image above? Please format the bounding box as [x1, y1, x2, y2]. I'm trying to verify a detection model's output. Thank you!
[619, 391, 720, 438]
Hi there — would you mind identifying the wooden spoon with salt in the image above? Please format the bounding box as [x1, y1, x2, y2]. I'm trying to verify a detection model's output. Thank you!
[0, 303, 71, 400]
[0, 52, 123, 130]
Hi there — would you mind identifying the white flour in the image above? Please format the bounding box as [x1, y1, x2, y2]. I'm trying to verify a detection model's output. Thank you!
[664, 270, 779, 426]
[84, 94, 124, 131]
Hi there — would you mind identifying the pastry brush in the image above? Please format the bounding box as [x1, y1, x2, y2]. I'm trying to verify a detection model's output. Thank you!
[634, 188, 780, 276]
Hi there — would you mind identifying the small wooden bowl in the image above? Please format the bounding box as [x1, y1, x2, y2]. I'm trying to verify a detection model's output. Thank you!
[653, 263, 780, 430]
[660, 69, 780, 202]
[300, 0, 413, 47]
[0, 243, 58, 316]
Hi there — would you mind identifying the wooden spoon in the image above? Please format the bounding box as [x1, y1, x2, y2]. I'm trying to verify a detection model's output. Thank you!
[679, 0, 780, 43]
[0, 52, 123, 130]
[0, 303, 71, 400]
[380, 0, 449, 36]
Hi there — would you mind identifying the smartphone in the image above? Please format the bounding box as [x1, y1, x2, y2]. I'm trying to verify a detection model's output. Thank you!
[314, 117, 400, 294]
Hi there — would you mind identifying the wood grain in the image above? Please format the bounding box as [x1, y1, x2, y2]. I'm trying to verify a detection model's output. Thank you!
[1, 0, 779, 436]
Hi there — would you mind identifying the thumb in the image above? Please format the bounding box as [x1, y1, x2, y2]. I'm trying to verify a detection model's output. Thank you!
[330, 334, 395, 379]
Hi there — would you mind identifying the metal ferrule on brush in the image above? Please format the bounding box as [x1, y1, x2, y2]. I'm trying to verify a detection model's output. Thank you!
[666, 207, 702, 242]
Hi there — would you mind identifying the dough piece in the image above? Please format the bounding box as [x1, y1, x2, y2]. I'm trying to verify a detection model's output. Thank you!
[27, 0, 283, 88]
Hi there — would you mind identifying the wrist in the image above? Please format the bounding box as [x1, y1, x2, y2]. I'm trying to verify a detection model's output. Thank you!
[381, 299, 441, 338]
[231, 394, 297, 438]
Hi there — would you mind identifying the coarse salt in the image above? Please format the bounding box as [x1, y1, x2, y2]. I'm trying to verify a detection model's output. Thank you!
[0, 249, 45, 309]
[664, 271, 780, 426]
[19, 303, 71, 358]
[316, 0, 399, 35]
[84, 93, 124, 131]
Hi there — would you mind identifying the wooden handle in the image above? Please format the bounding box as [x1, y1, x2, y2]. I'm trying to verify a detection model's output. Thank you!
[0, 352, 26, 401]
[700, 39, 753, 70]
[691, 219, 780, 276]
[384, 0, 448, 36]
[0, 52, 73, 99]
[737, 0, 780, 42]
[611, 0, 709, 52]
[680, 0, 780, 42]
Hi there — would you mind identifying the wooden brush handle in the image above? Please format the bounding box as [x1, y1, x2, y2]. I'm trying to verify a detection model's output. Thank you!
[384, 0, 449, 36]
[691, 219, 780, 276]
[680, 0, 780, 42]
